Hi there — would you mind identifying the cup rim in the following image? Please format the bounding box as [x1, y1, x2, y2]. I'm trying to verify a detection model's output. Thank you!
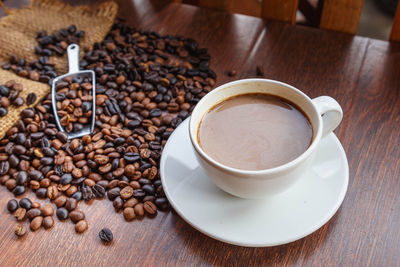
[189, 78, 323, 176]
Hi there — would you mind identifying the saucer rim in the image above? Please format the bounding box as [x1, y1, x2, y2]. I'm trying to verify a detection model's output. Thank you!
[160, 118, 349, 247]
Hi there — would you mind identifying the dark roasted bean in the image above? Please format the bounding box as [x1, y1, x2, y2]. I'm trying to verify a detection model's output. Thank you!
[26, 93, 37, 105]
[99, 227, 113, 243]
[19, 198, 32, 210]
[56, 207, 69, 220]
[7, 199, 19, 213]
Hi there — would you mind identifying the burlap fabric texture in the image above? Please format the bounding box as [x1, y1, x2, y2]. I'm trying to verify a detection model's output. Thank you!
[0, 0, 118, 139]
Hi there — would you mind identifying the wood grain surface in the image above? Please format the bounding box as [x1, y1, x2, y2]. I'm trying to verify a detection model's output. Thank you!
[0, 1, 399, 266]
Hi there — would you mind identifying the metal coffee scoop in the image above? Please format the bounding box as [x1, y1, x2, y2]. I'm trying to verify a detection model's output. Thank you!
[51, 44, 96, 140]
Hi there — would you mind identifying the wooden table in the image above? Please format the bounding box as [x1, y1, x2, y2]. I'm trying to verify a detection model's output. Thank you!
[0, 1, 399, 266]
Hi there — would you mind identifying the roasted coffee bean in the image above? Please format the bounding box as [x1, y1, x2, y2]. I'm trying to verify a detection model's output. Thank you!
[14, 224, 27, 237]
[54, 195, 67, 208]
[113, 196, 123, 211]
[19, 198, 32, 210]
[36, 188, 47, 199]
[71, 191, 82, 201]
[41, 204, 54, 216]
[75, 220, 88, 233]
[92, 184, 105, 198]
[143, 201, 157, 215]
[99, 227, 113, 243]
[0, 161, 10, 175]
[155, 197, 169, 210]
[123, 207, 136, 221]
[16, 171, 28, 185]
[56, 207, 69, 220]
[69, 210, 85, 223]
[120, 186, 133, 199]
[7, 199, 19, 212]
[47, 185, 58, 200]
[26, 208, 41, 219]
[65, 198, 77, 211]
[43, 216, 54, 229]
[12, 185, 26, 196]
[26, 93, 37, 105]
[81, 186, 93, 200]
[14, 208, 27, 221]
[60, 173, 72, 185]
[30, 216, 43, 231]
[134, 203, 144, 217]
[107, 187, 120, 200]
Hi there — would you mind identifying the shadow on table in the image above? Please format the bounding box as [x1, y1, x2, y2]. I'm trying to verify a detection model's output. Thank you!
[170, 208, 342, 266]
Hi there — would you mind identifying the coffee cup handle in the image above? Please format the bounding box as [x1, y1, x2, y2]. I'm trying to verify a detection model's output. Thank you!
[311, 96, 343, 138]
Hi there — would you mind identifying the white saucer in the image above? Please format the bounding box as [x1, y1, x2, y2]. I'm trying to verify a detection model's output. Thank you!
[160, 118, 349, 247]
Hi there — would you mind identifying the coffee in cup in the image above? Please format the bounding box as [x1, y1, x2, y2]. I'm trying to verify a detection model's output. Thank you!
[198, 93, 313, 170]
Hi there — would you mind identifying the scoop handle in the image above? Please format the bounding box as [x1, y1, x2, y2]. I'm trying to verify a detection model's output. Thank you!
[67, 44, 80, 73]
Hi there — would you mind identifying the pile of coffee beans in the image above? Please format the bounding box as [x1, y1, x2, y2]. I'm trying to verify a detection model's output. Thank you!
[1, 25, 85, 84]
[0, 21, 216, 235]
[2, 54, 58, 84]
[35, 25, 85, 57]
[7, 197, 55, 237]
[55, 76, 94, 132]
[0, 80, 26, 117]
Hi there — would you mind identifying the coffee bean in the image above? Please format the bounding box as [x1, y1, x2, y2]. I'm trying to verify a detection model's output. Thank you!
[36, 188, 47, 199]
[69, 210, 85, 223]
[71, 191, 82, 201]
[107, 187, 120, 201]
[14, 224, 27, 237]
[54, 195, 67, 208]
[56, 207, 69, 220]
[92, 184, 105, 198]
[19, 198, 32, 210]
[14, 208, 26, 221]
[99, 227, 113, 243]
[47, 185, 58, 200]
[75, 220, 88, 233]
[0, 161, 10, 175]
[134, 203, 144, 217]
[120, 186, 133, 199]
[65, 198, 77, 211]
[16, 171, 28, 185]
[0, 107, 7, 116]
[26, 208, 41, 219]
[81, 185, 93, 200]
[155, 197, 169, 210]
[41, 204, 54, 216]
[43, 216, 54, 229]
[12, 185, 26, 196]
[7, 199, 19, 212]
[143, 201, 157, 215]
[60, 173, 72, 185]
[113, 196, 123, 211]
[26, 93, 37, 105]
[123, 207, 136, 221]
[124, 198, 139, 208]
[30, 216, 43, 231]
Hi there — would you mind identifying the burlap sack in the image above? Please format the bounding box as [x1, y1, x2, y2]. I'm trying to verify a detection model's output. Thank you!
[0, 0, 118, 139]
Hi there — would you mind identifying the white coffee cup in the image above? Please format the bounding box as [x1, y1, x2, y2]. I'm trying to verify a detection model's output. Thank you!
[189, 79, 343, 199]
